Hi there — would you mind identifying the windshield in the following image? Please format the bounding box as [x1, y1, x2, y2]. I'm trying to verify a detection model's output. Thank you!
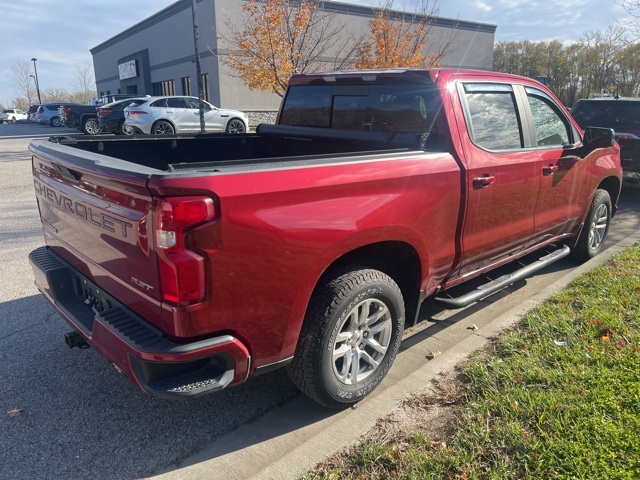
[571, 101, 640, 130]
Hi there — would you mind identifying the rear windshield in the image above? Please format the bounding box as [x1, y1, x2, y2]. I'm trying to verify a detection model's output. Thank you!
[280, 84, 442, 134]
[127, 99, 148, 107]
[571, 100, 640, 130]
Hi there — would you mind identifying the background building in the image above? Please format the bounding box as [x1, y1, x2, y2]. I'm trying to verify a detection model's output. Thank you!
[90, 0, 496, 123]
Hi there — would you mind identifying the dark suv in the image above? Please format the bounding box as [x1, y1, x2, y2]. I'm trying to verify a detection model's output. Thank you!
[571, 97, 640, 187]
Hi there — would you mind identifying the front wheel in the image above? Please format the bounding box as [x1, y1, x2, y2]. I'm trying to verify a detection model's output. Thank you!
[82, 117, 100, 135]
[571, 189, 612, 262]
[288, 266, 405, 409]
[225, 118, 246, 134]
[151, 120, 175, 135]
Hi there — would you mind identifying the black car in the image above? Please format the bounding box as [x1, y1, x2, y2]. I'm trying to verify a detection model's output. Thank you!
[96, 98, 142, 134]
[571, 97, 640, 188]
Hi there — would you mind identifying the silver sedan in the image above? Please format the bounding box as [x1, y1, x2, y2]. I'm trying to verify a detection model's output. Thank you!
[123, 96, 248, 134]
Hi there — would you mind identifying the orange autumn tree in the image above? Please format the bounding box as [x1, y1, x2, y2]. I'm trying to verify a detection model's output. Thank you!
[356, 0, 454, 69]
[224, 0, 360, 97]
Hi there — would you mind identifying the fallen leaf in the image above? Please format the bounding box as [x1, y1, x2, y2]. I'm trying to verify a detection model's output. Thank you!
[7, 408, 23, 417]
[426, 350, 442, 359]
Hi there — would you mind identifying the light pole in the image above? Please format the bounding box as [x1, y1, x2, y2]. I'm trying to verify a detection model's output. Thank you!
[31, 57, 42, 104]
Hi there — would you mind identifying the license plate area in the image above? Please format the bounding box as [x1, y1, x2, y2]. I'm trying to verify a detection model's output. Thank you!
[60, 272, 120, 334]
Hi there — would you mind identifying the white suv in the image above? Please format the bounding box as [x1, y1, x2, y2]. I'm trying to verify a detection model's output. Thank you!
[124, 96, 248, 135]
[0, 109, 28, 123]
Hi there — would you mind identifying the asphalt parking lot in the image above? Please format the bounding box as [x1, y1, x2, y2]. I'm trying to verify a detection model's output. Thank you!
[1, 121, 639, 480]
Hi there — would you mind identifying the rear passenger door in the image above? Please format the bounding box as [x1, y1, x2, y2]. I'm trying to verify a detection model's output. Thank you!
[165, 97, 193, 132]
[456, 83, 540, 276]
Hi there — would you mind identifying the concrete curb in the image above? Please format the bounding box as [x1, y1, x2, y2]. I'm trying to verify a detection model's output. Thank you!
[149, 230, 640, 480]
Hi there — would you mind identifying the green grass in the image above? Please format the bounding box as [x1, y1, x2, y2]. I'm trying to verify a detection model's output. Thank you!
[304, 244, 640, 480]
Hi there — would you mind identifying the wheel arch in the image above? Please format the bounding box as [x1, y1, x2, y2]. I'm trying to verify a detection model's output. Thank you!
[274, 239, 426, 366]
[597, 175, 621, 216]
[329, 241, 422, 321]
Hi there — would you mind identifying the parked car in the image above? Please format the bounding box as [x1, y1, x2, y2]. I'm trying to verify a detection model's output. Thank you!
[97, 97, 145, 135]
[36, 103, 82, 127]
[571, 97, 640, 187]
[124, 96, 248, 134]
[0, 108, 28, 123]
[27, 105, 40, 123]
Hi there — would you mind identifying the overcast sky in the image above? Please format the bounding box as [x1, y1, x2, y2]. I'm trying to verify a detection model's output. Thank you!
[0, 0, 634, 106]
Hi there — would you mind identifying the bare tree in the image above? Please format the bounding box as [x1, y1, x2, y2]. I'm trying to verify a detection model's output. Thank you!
[617, 0, 640, 36]
[41, 87, 71, 103]
[71, 65, 97, 104]
[9, 60, 36, 107]
[219, 0, 363, 97]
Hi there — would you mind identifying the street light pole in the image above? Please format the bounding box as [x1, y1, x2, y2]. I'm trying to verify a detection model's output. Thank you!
[31, 57, 42, 104]
[191, 0, 206, 134]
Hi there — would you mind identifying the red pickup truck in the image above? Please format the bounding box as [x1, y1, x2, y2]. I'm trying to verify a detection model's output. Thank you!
[29, 69, 621, 408]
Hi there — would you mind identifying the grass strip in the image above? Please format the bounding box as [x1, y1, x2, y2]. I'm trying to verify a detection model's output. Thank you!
[304, 243, 640, 480]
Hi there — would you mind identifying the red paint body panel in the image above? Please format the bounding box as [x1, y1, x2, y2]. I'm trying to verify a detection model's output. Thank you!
[29, 68, 622, 397]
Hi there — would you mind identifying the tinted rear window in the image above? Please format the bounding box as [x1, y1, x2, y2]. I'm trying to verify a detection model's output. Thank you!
[280, 84, 442, 134]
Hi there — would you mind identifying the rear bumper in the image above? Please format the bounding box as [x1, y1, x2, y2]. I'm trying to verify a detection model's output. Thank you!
[29, 246, 251, 399]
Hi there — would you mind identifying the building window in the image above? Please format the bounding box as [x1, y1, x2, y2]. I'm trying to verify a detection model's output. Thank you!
[181, 76, 191, 96]
[199, 73, 210, 102]
[152, 80, 176, 96]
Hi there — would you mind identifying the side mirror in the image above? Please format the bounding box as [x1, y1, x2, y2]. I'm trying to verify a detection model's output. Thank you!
[584, 126, 615, 149]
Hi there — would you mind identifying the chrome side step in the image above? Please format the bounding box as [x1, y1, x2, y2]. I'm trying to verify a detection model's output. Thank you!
[434, 245, 571, 308]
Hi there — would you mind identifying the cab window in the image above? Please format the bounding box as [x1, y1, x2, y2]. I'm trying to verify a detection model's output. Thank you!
[463, 83, 523, 150]
[526, 88, 570, 146]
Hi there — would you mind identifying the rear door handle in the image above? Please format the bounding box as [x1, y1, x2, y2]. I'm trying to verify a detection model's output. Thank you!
[473, 174, 495, 188]
[542, 164, 559, 175]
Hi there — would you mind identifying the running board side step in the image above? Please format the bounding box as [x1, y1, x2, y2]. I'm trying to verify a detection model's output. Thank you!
[434, 245, 571, 308]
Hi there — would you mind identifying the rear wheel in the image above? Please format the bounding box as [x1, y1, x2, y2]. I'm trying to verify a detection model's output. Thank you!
[82, 117, 100, 135]
[288, 266, 405, 409]
[225, 118, 246, 134]
[151, 120, 174, 135]
[50, 116, 61, 127]
[571, 189, 612, 262]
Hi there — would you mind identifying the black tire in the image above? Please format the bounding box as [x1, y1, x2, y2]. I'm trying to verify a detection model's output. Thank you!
[50, 116, 61, 127]
[225, 118, 246, 134]
[152, 120, 174, 135]
[571, 189, 612, 262]
[11, 117, 16, 123]
[288, 266, 405, 409]
[82, 117, 100, 135]
[119, 121, 135, 135]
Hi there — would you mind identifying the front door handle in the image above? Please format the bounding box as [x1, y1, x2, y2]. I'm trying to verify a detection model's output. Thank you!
[473, 174, 495, 188]
[542, 164, 559, 175]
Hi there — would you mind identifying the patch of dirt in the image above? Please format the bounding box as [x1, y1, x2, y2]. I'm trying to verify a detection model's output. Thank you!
[309, 369, 466, 476]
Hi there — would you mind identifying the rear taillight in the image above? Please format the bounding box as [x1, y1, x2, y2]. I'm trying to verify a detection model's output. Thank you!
[154, 196, 215, 305]
[98, 109, 113, 116]
[64, 107, 70, 116]
[127, 110, 148, 115]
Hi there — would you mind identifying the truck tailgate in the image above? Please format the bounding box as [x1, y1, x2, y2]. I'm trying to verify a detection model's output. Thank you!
[30, 140, 163, 329]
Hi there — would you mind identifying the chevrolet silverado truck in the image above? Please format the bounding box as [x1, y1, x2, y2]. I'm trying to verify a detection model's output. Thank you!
[29, 69, 621, 408]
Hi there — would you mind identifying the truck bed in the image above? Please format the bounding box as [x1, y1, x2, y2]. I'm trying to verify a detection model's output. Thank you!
[43, 124, 441, 173]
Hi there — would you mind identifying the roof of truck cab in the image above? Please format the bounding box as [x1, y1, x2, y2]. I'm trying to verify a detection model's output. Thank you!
[287, 68, 546, 87]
